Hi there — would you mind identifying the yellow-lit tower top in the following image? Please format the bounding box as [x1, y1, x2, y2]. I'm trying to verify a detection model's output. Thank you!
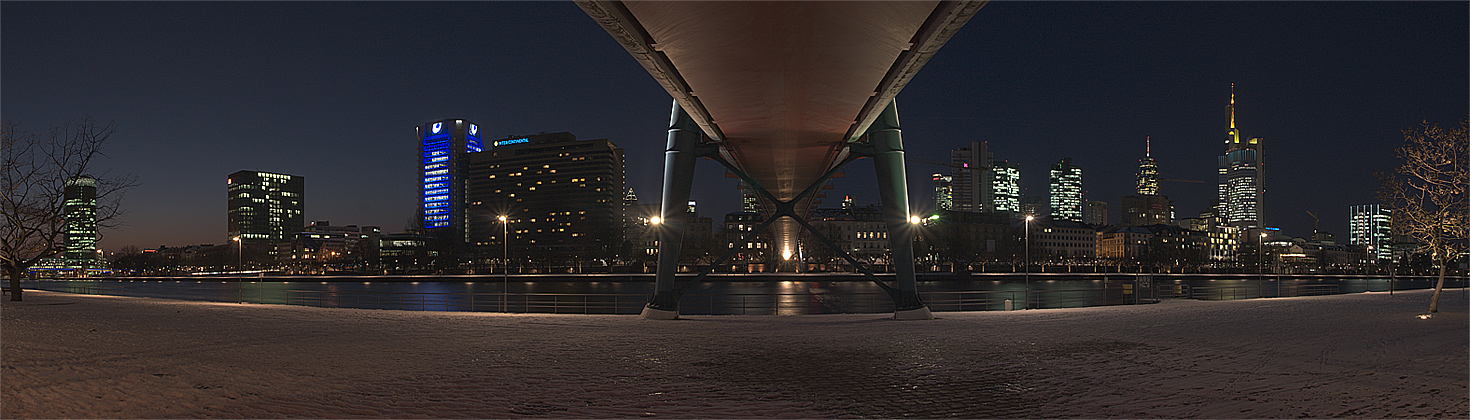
[1226, 83, 1241, 148]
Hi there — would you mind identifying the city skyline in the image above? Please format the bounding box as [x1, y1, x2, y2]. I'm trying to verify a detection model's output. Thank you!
[3, 2, 1465, 250]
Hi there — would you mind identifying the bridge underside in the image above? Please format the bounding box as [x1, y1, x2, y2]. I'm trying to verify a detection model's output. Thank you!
[578, 1, 984, 318]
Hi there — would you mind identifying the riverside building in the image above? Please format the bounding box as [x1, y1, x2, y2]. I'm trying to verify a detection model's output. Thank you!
[417, 119, 483, 251]
[63, 175, 103, 268]
[227, 170, 304, 263]
[466, 132, 625, 262]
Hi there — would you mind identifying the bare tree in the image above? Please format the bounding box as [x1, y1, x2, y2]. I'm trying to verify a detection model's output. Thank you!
[2, 118, 134, 301]
[1378, 118, 1468, 313]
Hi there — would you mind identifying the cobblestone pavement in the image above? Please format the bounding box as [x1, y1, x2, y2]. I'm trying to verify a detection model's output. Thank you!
[4, 289, 1466, 418]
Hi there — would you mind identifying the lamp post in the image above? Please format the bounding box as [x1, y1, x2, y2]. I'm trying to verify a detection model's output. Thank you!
[498, 215, 509, 312]
[1025, 215, 1033, 309]
[233, 236, 242, 303]
[1259, 232, 1269, 296]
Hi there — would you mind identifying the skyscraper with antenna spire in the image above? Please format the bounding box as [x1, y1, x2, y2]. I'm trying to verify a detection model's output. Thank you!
[1217, 84, 1265, 229]
[1122, 136, 1171, 226]
[1136, 136, 1159, 195]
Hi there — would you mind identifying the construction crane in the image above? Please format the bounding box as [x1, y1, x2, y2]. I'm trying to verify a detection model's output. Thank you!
[1307, 210, 1319, 233]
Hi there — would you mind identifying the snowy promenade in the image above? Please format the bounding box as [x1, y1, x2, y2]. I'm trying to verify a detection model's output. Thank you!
[3, 289, 1466, 419]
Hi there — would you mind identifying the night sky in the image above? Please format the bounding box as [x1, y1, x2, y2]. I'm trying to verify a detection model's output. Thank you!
[4, 1, 1465, 252]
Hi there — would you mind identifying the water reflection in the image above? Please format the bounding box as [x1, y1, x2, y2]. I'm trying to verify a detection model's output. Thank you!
[20, 274, 1465, 315]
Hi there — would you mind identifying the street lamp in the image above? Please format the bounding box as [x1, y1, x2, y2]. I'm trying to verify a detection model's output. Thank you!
[233, 236, 242, 303]
[1259, 232, 1269, 295]
[1025, 215, 1033, 309]
[498, 215, 509, 312]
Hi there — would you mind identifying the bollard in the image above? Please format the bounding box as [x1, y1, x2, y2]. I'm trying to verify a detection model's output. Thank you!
[1004, 299, 1013, 311]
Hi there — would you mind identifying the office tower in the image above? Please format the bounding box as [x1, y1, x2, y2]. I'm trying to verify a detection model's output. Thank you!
[1349, 204, 1392, 261]
[466, 132, 625, 258]
[991, 161, 1021, 216]
[1122, 194, 1173, 226]
[1049, 157, 1083, 222]
[948, 141, 991, 212]
[62, 175, 100, 267]
[1137, 136, 1159, 195]
[417, 119, 482, 248]
[932, 174, 953, 211]
[1218, 84, 1265, 229]
[738, 180, 762, 212]
[1124, 136, 1174, 226]
[227, 170, 305, 260]
[1084, 200, 1107, 226]
[1023, 195, 1048, 219]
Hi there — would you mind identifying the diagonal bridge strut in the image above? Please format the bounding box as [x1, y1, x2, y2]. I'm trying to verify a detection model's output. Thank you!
[641, 99, 933, 320]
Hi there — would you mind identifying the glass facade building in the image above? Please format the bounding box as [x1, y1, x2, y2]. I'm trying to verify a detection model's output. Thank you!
[1048, 157, 1083, 222]
[1349, 204, 1392, 261]
[63, 175, 101, 267]
[991, 161, 1022, 216]
[1217, 85, 1265, 229]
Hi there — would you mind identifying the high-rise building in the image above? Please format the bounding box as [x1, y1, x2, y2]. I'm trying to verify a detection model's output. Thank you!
[1218, 85, 1265, 229]
[417, 119, 483, 249]
[1023, 195, 1048, 219]
[466, 132, 625, 259]
[1349, 204, 1392, 261]
[62, 175, 101, 267]
[1049, 158, 1083, 222]
[948, 142, 991, 213]
[227, 170, 305, 261]
[1122, 194, 1173, 226]
[932, 173, 953, 211]
[991, 161, 1022, 216]
[738, 180, 763, 213]
[1137, 136, 1159, 195]
[1084, 200, 1107, 226]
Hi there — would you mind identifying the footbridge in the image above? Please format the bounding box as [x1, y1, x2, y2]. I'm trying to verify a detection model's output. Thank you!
[577, 1, 987, 319]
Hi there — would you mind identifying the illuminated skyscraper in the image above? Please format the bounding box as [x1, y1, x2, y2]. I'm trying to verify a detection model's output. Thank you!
[1349, 204, 1392, 261]
[1049, 157, 1083, 222]
[990, 161, 1021, 216]
[63, 175, 101, 267]
[932, 173, 953, 211]
[1124, 136, 1173, 226]
[417, 119, 483, 247]
[948, 142, 991, 212]
[227, 170, 304, 260]
[1218, 85, 1265, 229]
[1137, 136, 1159, 195]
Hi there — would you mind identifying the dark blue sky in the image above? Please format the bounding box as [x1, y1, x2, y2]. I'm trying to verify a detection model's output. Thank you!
[4, 1, 1465, 251]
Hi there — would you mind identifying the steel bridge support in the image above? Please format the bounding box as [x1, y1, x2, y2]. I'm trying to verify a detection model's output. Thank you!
[863, 100, 931, 319]
[640, 100, 930, 320]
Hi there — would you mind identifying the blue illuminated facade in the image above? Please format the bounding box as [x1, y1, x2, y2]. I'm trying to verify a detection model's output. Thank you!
[418, 119, 481, 247]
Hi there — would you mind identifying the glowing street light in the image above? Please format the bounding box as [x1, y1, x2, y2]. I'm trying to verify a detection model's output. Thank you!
[499, 215, 509, 312]
[649, 216, 662, 225]
[1025, 215, 1034, 309]
[1259, 232, 1269, 294]
[233, 236, 243, 303]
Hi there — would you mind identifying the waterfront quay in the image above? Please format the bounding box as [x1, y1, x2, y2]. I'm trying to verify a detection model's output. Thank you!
[3, 289, 1465, 418]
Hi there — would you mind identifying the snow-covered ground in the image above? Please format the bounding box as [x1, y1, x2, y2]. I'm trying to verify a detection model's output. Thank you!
[3, 288, 1466, 418]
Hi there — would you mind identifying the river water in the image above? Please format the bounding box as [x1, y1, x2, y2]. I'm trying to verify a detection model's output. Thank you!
[20, 273, 1461, 315]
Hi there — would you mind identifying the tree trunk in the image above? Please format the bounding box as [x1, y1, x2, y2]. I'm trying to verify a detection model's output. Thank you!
[6, 269, 22, 302]
[1428, 262, 1446, 313]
